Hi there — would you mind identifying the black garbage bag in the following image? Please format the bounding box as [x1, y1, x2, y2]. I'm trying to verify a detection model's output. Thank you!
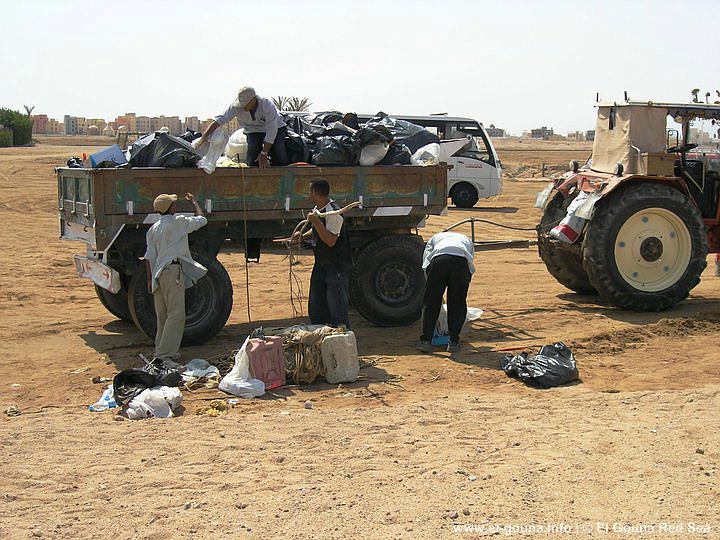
[285, 128, 311, 163]
[113, 369, 159, 407]
[341, 112, 361, 130]
[128, 132, 199, 168]
[312, 135, 359, 166]
[180, 129, 202, 143]
[354, 127, 391, 147]
[309, 111, 345, 126]
[322, 122, 356, 137]
[113, 364, 182, 407]
[363, 112, 439, 153]
[378, 143, 412, 165]
[67, 157, 83, 168]
[501, 342, 579, 388]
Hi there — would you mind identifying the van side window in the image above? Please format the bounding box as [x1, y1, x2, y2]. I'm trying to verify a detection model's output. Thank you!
[609, 108, 616, 130]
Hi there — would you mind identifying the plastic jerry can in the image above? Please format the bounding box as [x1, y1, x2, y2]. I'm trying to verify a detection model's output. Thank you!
[320, 331, 359, 384]
[247, 336, 286, 390]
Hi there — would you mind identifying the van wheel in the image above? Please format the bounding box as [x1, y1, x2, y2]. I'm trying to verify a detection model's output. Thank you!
[349, 235, 425, 326]
[451, 182, 479, 208]
[128, 253, 233, 345]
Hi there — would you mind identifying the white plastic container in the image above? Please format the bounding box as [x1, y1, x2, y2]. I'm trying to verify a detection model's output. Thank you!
[320, 331, 359, 384]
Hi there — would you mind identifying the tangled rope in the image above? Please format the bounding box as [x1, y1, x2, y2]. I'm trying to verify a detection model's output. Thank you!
[275, 202, 361, 318]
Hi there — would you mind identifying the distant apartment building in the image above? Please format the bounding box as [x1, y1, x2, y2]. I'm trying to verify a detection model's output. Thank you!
[567, 131, 585, 141]
[485, 124, 506, 138]
[153, 115, 182, 135]
[184, 116, 200, 132]
[32, 114, 49, 134]
[585, 130, 595, 141]
[115, 113, 137, 132]
[531, 126, 554, 140]
[135, 115, 152, 133]
[47, 118, 64, 135]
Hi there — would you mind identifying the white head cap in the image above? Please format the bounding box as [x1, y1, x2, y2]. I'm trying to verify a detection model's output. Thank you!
[233, 86, 257, 107]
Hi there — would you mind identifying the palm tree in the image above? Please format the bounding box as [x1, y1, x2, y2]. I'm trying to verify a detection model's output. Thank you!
[272, 96, 312, 112]
[272, 96, 290, 111]
[287, 97, 311, 112]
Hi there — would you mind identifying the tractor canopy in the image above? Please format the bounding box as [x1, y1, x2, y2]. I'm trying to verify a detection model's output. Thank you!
[591, 101, 720, 176]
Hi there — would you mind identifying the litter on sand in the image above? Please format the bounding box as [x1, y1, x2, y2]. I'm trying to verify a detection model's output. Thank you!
[501, 342, 579, 388]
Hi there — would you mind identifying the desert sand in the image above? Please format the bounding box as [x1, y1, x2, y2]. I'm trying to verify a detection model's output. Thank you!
[0, 138, 718, 539]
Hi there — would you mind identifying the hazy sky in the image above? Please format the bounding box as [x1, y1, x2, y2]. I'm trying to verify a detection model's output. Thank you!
[2, 0, 719, 135]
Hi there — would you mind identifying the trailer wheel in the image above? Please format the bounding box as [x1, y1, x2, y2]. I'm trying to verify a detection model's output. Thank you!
[451, 182, 479, 208]
[95, 284, 133, 322]
[537, 191, 596, 294]
[128, 253, 233, 345]
[349, 234, 425, 326]
[583, 183, 707, 311]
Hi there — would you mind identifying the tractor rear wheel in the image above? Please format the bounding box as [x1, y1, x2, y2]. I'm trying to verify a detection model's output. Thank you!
[349, 234, 425, 326]
[95, 283, 133, 322]
[583, 183, 707, 311]
[537, 191, 596, 294]
[128, 253, 233, 345]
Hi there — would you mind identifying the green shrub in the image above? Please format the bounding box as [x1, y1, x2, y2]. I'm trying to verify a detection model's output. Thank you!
[0, 108, 33, 146]
[0, 128, 12, 147]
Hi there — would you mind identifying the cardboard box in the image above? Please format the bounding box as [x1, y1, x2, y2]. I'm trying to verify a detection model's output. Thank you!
[641, 152, 675, 176]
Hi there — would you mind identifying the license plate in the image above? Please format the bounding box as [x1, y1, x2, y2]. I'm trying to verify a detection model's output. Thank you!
[74, 255, 121, 293]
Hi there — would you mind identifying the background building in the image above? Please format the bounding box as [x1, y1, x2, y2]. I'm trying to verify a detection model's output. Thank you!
[485, 124, 506, 138]
[531, 126, 554, 140]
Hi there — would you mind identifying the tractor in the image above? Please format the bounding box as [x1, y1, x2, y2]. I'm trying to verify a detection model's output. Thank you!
[537, 100, 720, 311]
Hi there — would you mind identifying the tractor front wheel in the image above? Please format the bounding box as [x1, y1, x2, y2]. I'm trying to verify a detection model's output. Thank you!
[583, 183, 707, 311]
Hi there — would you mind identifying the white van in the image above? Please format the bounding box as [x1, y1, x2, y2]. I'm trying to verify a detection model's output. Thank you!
[357, 114, 503, 208]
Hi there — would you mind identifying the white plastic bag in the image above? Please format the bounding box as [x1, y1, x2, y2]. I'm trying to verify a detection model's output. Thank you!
[126, 386, 183, 420]
[435, 304, 484, 335]
[219, 337, 266, 398]
[89, 384, 117, 412]
[196, 129, 229, 174]
[549, 191, 589, 244]
[411, 143, 440, 166]
[359, 143, 389, 166]
[224, 129, 248, 163]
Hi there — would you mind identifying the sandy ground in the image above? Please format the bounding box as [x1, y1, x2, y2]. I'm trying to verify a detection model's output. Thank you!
[0, 140, 719, 539]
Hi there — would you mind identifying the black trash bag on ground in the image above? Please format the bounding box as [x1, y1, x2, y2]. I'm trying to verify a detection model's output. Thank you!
[113, 363, 183, 407]
[363, 112, 440, 153]
[312, 135, 359, 166]
[128, 132, 199, 168]
[378, 143, 412, 165]
[501, 342, 579, 388]
[113, 369, 159, 407]
[180, 129, 202, 143]
[285, 128, 311, 163]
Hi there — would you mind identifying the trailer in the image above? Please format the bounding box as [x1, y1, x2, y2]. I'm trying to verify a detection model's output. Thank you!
[58, 164, 447, 343]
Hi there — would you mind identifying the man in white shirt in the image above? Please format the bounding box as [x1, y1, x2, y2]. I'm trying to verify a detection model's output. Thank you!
[144, 193, 207, 362]
[198, 86, 289, 168]
[416, 231, 475, 353]
[294, 179, 351, 328]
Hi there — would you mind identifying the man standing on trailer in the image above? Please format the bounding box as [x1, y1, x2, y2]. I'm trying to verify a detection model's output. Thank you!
[416, 231, 475, 353]
[294, 179, 351, 328]
[198, 86, 289, 168]
[144, 193, 207, 363]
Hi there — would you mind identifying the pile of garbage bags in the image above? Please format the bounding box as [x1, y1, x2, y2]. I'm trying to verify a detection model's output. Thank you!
[279, 110, 439, 167]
